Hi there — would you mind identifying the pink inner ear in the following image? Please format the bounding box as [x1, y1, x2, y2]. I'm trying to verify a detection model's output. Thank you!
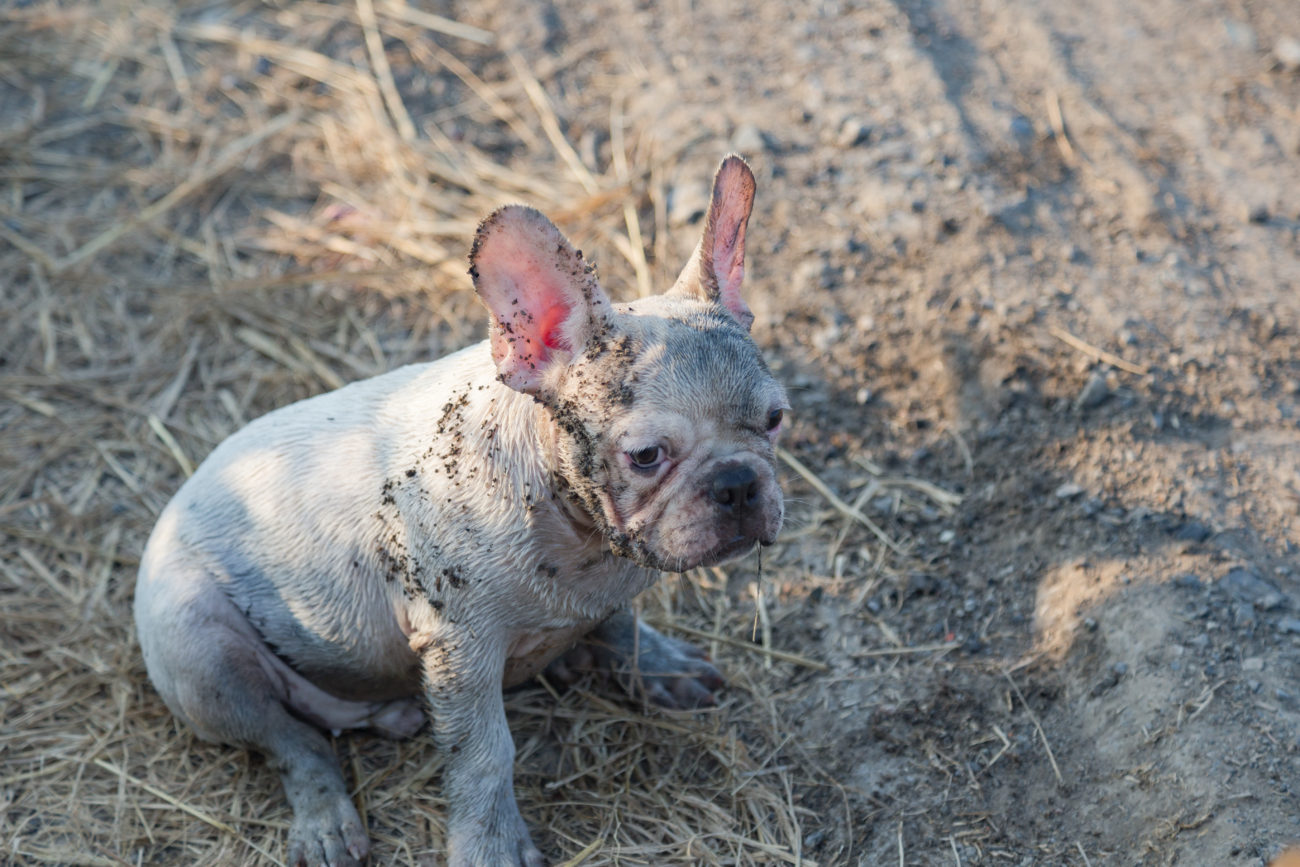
[711, 210, 750, 322]
[536, 302, 568, 350]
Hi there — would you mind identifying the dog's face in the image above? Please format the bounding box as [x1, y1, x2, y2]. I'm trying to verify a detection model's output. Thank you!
[546, 295, 787, 571]
[470, 155, 786, 572]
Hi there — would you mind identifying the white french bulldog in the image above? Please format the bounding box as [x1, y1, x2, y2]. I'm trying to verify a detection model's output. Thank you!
[134, 155, 787, 866]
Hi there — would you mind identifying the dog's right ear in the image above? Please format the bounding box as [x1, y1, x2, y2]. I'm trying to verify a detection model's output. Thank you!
[470, 206, 613, 395]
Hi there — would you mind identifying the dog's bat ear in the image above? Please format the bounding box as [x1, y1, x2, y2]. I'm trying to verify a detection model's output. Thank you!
[669, 154, 756, 330]
[470, 206, 613, 394]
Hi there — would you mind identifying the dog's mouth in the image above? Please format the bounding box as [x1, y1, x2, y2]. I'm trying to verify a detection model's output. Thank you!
[612, 532, 760, 574]
[696, 534, 760, 568]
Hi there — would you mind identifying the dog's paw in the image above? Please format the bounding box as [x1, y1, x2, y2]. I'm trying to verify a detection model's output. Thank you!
[627, 630, 725, 709]
[552, 615, 725, 710]
[286, 792, 369, 867]
[447, 802, 543, 867]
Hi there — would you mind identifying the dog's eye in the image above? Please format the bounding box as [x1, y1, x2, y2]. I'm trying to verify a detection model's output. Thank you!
[627, 446, 663, 471]
[766, 409, 785, 431]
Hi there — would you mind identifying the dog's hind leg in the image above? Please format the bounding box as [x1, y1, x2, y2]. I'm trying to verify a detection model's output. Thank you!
[136, 576, 370, 867]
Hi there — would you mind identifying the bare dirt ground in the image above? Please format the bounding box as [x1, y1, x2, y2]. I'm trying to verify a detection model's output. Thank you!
[3, 1, 1300, 865]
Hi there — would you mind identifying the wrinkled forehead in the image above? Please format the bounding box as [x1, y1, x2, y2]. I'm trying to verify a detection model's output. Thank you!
[597, 312, 785, 427]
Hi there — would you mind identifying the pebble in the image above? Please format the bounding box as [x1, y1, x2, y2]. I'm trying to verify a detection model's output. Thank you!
[1112, 662, 1129, 676]
[1274, 36, 1300, 69]
[731, 123, 768, 154]
[1009, 114, 1035, 144]
[1233, 602, 1257, 627]
[1173, 573, 1203, 590]
[1173, 521, 1212, 543]
[837, 117, 872, 148]
[667, 182, 709, 226]
[1222, 567, 1285, 610]
[1223, 20, 1258, 51]
[1054, 482, 1085, 500]
[1242, 656, 1264, 672]
[1074, 371, 1110, 410]
[1278, 618, 1300, 635]
[794, 257, 836, 292]
[1246, 203, 1270, 224]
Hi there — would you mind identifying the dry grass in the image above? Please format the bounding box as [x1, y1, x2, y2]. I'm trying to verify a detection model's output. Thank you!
[0, 2, 857, 864]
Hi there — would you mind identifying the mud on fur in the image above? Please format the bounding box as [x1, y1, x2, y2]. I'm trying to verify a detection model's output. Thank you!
[134, 155, 788, 866]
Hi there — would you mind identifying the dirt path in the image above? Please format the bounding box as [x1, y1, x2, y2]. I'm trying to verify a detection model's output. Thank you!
[495, 0, 1300, 861]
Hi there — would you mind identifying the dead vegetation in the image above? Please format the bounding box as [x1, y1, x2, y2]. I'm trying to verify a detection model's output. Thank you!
[0, 3, 933, 864]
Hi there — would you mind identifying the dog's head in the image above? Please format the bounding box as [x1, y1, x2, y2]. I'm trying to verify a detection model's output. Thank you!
[469, 155, 786, 572]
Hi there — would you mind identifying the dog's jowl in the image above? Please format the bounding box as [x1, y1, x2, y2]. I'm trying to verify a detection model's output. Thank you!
[135, 155, 787, 867]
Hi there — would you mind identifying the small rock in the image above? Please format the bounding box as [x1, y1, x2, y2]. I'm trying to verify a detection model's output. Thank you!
[1247, 679, 1261, 693]
[1233, 602, 1257, 627]
[1246, 203, 1270, 224]
[1278, 618, 1300, 635]
[1242, 656, 1265, 672]
[1090, 670, 1120, 696]
[803, 830, 827, 849]
[1112, 661, 1129, 676]
[1260, 592, 1286, 611]
[940, 529, 956, 544]
[1189, 633, 1209, 650]
[1173, 573, 1203, 590]
[1274, 36, 1300, 69]
[668, 182, 709, 226]
[836, 117, 872, 148]
[1054, 482, 1085, 500]
[731, 123, 768, 154]
[1009, 114, 1035, 144]
[1222, 567, 1284, 608]
[1224, 19, 1258, 51]
[1173, 521, 1212, 542]
[1083, 617, 1098, 632]
[794, 257, 836, 292]
[1074, 372, 1110, 410]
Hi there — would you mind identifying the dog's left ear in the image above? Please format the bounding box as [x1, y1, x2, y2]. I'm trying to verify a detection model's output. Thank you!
[669, 154, 757, 330]
[470, 206, 613, 394]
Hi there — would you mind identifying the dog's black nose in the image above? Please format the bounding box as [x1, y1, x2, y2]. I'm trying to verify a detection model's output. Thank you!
[711, 464, 759, 512]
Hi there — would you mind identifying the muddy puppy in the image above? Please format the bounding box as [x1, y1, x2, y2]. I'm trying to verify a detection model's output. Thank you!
[134, 155, 787, 867]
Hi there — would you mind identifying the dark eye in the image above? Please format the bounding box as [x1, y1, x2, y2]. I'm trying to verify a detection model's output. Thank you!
[628, 446, 664, 470]
[766, 409, 785, 431]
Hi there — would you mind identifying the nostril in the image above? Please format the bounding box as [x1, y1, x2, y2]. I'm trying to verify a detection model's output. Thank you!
[711, 465, 759, 510]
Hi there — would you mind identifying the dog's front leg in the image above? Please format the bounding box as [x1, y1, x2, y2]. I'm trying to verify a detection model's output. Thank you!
[417, 627, 543, 867]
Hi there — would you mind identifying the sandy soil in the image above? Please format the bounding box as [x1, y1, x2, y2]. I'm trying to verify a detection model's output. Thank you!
[3, 0, 1299, 864]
